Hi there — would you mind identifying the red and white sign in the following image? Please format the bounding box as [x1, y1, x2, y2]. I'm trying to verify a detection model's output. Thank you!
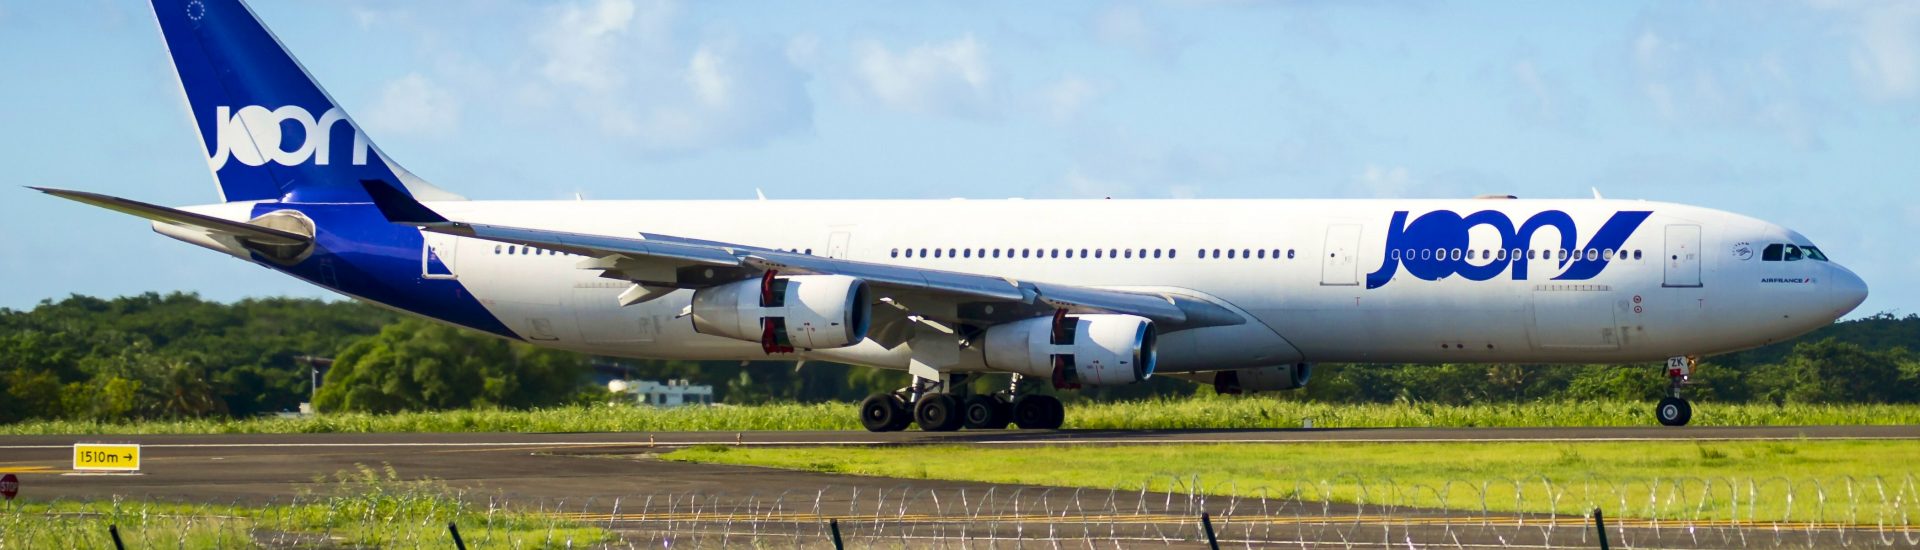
[0, 473, 18, 501]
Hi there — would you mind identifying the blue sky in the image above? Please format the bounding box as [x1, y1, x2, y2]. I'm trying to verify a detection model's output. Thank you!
[1, 0, 1915, 316]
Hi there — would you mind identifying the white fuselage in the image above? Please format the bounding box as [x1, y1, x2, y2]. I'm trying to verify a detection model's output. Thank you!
[316, 196, 1869, 375]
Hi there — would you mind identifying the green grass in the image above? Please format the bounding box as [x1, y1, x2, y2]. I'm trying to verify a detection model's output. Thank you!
[6, 399, 1920, 435]
[0, 464, 608, 548]
[665, 440, 1920, 524]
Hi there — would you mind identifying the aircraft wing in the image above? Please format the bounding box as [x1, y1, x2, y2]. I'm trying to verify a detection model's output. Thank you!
[31, 187, 310, 246]
[360, 180, 1242, 334]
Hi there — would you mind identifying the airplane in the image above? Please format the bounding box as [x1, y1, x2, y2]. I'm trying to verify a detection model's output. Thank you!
[36, 0, 1867, 432]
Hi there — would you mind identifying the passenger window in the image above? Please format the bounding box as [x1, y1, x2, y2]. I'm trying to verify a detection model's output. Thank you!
[1021, 249, 1030, 258]
[493, 245, 502, 255]
[1391, 249, 1400, 260]
[1241, 249, 1250, 259]
[1094, 249, 1104, 258]
[1762, 243, 1783, 262]
[1450, 249, 1461, 261]
[508, 246, 518, 255]
[1634, 250, 1642, 260]
[1153, 249, 1162, 259]
[1467, 249, 1476, 260]
[891, 248, 899, 258]
[1258, 250, 1268, 259]
[934, 249, 944, 258]
[1287, 249, 1295, 259]
[1212, 249, 1221, 259]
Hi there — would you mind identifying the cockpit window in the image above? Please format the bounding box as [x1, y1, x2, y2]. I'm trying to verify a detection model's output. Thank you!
[1761, 242, 1829, 262]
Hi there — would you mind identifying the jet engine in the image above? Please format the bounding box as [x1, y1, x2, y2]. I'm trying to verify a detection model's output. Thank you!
[983, 312, 1157, 387]
[1211, 363, 1313, 394]
[690, 273, 870, 353]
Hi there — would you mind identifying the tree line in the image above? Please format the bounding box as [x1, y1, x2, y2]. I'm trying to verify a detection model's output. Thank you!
[0, 292, 1915, 423]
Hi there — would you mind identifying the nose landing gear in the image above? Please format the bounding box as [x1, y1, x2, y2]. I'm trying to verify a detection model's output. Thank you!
[1656, 356, 1696, 427]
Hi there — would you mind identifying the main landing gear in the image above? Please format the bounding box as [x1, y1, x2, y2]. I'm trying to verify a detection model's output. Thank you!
[1656, 356, 1696, 427]
[860, 373, 1064, 432]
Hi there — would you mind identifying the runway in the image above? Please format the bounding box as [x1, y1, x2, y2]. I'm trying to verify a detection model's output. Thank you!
[2, 426, 1915, 548]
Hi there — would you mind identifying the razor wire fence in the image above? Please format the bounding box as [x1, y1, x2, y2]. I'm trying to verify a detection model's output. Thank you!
[2, 474, 1917, 548]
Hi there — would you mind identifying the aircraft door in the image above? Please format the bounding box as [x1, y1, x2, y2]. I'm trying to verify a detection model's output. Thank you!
[422, 233, 459, 279]
[1664, 225, 1702, 288]
[827, 231, 852, 259]
[1320, 224, 1361, 286]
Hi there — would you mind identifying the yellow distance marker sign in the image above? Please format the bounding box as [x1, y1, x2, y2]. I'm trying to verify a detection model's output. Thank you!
[72, 443, 141, 472]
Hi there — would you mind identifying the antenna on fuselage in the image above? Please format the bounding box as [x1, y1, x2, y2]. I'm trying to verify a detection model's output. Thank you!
[1591, 187, 1605, 200]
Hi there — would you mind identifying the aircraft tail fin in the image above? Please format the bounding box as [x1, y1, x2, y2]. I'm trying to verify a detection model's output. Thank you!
[150, 0, 463, 203]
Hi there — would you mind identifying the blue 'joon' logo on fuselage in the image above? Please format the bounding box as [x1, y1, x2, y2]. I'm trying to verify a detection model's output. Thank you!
[1364, 210, 1652, 289]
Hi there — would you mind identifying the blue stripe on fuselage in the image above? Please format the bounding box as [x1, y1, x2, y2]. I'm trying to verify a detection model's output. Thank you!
[246, 202, 517, 339]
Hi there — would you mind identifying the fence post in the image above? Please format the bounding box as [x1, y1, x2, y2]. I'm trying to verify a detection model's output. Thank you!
[1592, 508, 1610, 550]
[448, 521, 467, 550]
[829, 517, 845, 549]
[1200, 512, 1220, 550]
[108, 525, 126, 550]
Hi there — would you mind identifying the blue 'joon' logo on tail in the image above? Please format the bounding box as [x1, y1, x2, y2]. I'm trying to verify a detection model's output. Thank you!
[1364, 210, 1652, 289]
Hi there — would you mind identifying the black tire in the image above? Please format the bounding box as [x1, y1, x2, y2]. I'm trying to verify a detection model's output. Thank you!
[859, 394, 906, 432]
[915, 393, 964, 432]
[962, 395, 1008, 429]
[1013, 394, 1065, 430]
[1656, 397, 1692, 427]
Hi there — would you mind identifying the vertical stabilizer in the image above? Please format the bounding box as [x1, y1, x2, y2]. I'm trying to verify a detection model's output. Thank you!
[151, 0, 463, 203]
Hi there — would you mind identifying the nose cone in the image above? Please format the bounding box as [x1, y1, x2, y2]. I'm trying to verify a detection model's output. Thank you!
[1830, 265, 1868, 317]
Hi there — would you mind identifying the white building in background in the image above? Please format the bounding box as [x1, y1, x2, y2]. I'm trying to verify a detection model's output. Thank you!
[609, 379, 715, 407]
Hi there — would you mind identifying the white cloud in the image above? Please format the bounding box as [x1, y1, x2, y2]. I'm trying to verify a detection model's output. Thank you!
[1041, 75, 1097, 122]
[533, 0, 652, 94]
[1625, 24, 1829, 149]
[855, 34, 994, 116]
[1091, 3, 1183, 63]
[524, 0, 812, 153]
[364, 73, 460, 136]
[1839, 1, 1920, 100]
[1063, 167, 1133, 198]
[1353, 164, 1414, 198]
[349, 7, 411, 31]
[1507, 59, 1584, 127]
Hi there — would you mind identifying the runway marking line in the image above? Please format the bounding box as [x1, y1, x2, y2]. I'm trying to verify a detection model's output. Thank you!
[0, 466, 55, 474]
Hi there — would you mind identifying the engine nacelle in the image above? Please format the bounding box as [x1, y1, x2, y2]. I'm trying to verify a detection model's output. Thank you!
[1212, 363, 1313, 394]
[983, 313, 1156, 386]
[690, 274, 870, 353]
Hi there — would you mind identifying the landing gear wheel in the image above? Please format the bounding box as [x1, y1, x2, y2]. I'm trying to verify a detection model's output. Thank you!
[1012, 394, 1065, 430]
[962, 395, 1009, 429]
[915, 393, 965, 432]
[1656, 397, 1692, 427]
[859, 394, 908, 432]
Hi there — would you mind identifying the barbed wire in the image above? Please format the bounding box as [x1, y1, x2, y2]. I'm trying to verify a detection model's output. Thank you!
[2, 474, 1915, 548]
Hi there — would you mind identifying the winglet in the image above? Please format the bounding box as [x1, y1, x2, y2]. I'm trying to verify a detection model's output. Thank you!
[360, 179, 449, 224]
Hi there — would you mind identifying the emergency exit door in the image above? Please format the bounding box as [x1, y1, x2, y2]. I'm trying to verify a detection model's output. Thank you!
[1321, 224, 1361, 286]
[1664, 224, 1702, 288]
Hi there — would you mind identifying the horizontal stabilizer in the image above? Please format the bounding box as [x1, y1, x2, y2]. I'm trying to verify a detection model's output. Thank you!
[31, 187, 309, 246]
